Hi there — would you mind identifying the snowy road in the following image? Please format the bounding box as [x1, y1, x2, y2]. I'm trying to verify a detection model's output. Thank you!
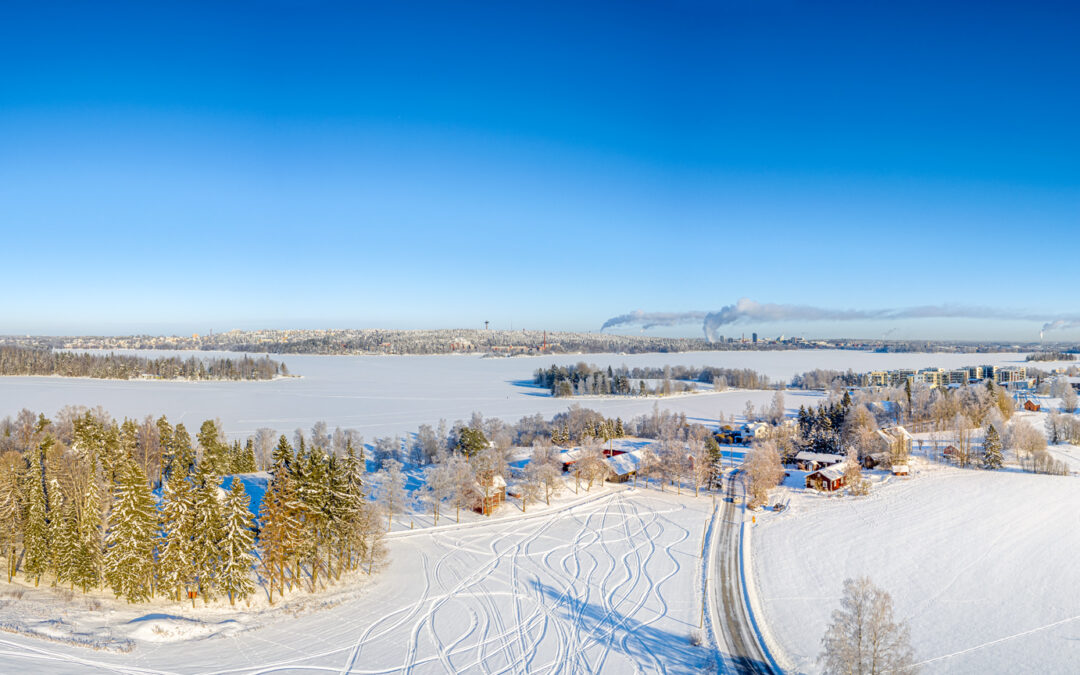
[0, 488, 716, 674]
[708, 472, 777, 675]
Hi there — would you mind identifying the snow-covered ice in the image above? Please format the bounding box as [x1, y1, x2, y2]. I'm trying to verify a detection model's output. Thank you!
[0, 349, 1038, 440]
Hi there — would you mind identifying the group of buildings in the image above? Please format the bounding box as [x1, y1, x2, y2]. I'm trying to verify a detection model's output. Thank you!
[863, 365, 1031, 390]
[797, 425, 914, 492]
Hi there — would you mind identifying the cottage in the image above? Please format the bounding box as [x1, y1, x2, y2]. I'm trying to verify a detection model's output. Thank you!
[743, 421, 772, 441]
[1024, 399, 1042, 412]
[806, 463, 847, 491]
[793, 451, 845, 472]
[604, 450, 643, 483]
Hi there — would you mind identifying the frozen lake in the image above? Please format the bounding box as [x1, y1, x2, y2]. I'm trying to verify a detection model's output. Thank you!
[0, 349, 1037, 440]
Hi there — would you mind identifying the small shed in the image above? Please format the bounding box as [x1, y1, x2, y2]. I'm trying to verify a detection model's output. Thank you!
[863, 452, 890, 470]
[472, 473, 507, 515]
[806, 464, 847, 492]
[891, 464, 909, 476]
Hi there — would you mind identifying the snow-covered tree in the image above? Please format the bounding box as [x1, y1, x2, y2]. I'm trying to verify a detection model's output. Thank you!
[22, 440, 51, 586]
[744, 439, 783, 508]
[103, 461, 157, 602]
[218, 478, 256, 605]
[190, 463, 223, 602]
[982, 424, 1004, 470]
[0, 451, 25, 582]
[158, 466, 195, 602]
[373, 459, 408, 531]
[818, 577, 917, 674]
[420, 456, 454, 524]
[259, 458, 301, 603]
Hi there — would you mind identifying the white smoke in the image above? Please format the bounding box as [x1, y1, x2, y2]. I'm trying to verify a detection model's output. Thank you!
[600, 298, 1080, 342]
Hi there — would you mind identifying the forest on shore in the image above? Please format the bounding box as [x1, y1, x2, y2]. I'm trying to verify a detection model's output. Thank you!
[0, 346, 287, 381]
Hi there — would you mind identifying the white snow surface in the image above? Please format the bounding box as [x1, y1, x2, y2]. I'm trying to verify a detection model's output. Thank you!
[0, 349, 1036, 440]
[752, 462, 1080, 674]
[0, 486, 717, 674]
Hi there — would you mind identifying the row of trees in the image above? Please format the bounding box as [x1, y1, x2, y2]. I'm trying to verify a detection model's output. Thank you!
[0, 410, 384, 606]
[534, 363, 774, 398]
[0, 346, 286, 381]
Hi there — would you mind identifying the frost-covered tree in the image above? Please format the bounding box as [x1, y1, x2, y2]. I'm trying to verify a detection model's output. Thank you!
[845, 449, 870, 496]
[744, 439, 783, 508]
[373, 459, 408, 531]
[447, 454, 477, 522]
[420, 456, 454, 524]
[819, 577, 917, 675]
[982, 424, 1004, 470]
[103, 461, 157, 602]
[218, 478, 256, 605]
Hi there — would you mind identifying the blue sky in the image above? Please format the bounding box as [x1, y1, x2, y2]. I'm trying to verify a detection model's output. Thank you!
[1, 1, 1078, 339]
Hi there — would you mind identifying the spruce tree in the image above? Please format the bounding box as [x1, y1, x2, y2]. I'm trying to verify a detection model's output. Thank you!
[218, 478, 256, 606]
[103, 461, 157, 602]
[983, 424, 1004, 470]
[259, 460, 300, 602]
[190, 463, 223, 602]
[158, 466, 195, 602]
[0, 453, 24, 582]
[22, 440, 51, 586]
[72, 469, 104, 593]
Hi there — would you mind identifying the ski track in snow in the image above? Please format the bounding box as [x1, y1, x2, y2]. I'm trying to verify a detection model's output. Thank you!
[0, 488, 711, 674]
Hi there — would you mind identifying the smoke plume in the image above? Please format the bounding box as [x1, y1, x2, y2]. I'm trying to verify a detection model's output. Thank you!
[599, 298, 1080, 342]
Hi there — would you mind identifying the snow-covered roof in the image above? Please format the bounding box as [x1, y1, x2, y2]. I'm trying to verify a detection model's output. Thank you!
[891, 464, 909, 473]
[605, 450, 643, 476]
[810, 464, 847, 482]
[794, 451, 844, 464]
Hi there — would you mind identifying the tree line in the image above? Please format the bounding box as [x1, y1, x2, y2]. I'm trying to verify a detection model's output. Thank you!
[0, 410, 382, 606]
[0, 346, 287, 381]
[533, 362, 773, 398]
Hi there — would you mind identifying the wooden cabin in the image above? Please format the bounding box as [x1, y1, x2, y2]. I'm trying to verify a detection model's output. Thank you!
[1024, 399, 1042, 412]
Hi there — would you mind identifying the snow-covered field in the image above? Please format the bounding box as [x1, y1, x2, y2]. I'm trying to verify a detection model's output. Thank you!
[0, 349, 1039, 440]
[0, 486, 716, 674]
[752, 462, 1080, 674]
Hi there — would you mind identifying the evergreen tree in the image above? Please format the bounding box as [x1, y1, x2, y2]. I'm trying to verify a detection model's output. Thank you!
[103, 461, 157, 602]
[51, 494, 80, 589]
[0, 452, 25, 582]
[983, 424, 1004, 470]
[218, 478, 256, 605]
[259, 460, 300, 603]
[158, 466, 195, 602]
[173, 423, 196, 478]
[22, 440, 51, 586]
[190, 463, 223, 602]
[272, 435, 293, 471]
[72, 468, 104, 593]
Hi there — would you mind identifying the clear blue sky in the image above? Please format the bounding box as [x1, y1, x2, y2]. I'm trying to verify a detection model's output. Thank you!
[2, 1, 1078, 339]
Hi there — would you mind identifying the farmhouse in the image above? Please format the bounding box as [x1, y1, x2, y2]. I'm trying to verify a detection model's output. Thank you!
[806, 463, 847, 492]
[793, 451, 845, 472]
